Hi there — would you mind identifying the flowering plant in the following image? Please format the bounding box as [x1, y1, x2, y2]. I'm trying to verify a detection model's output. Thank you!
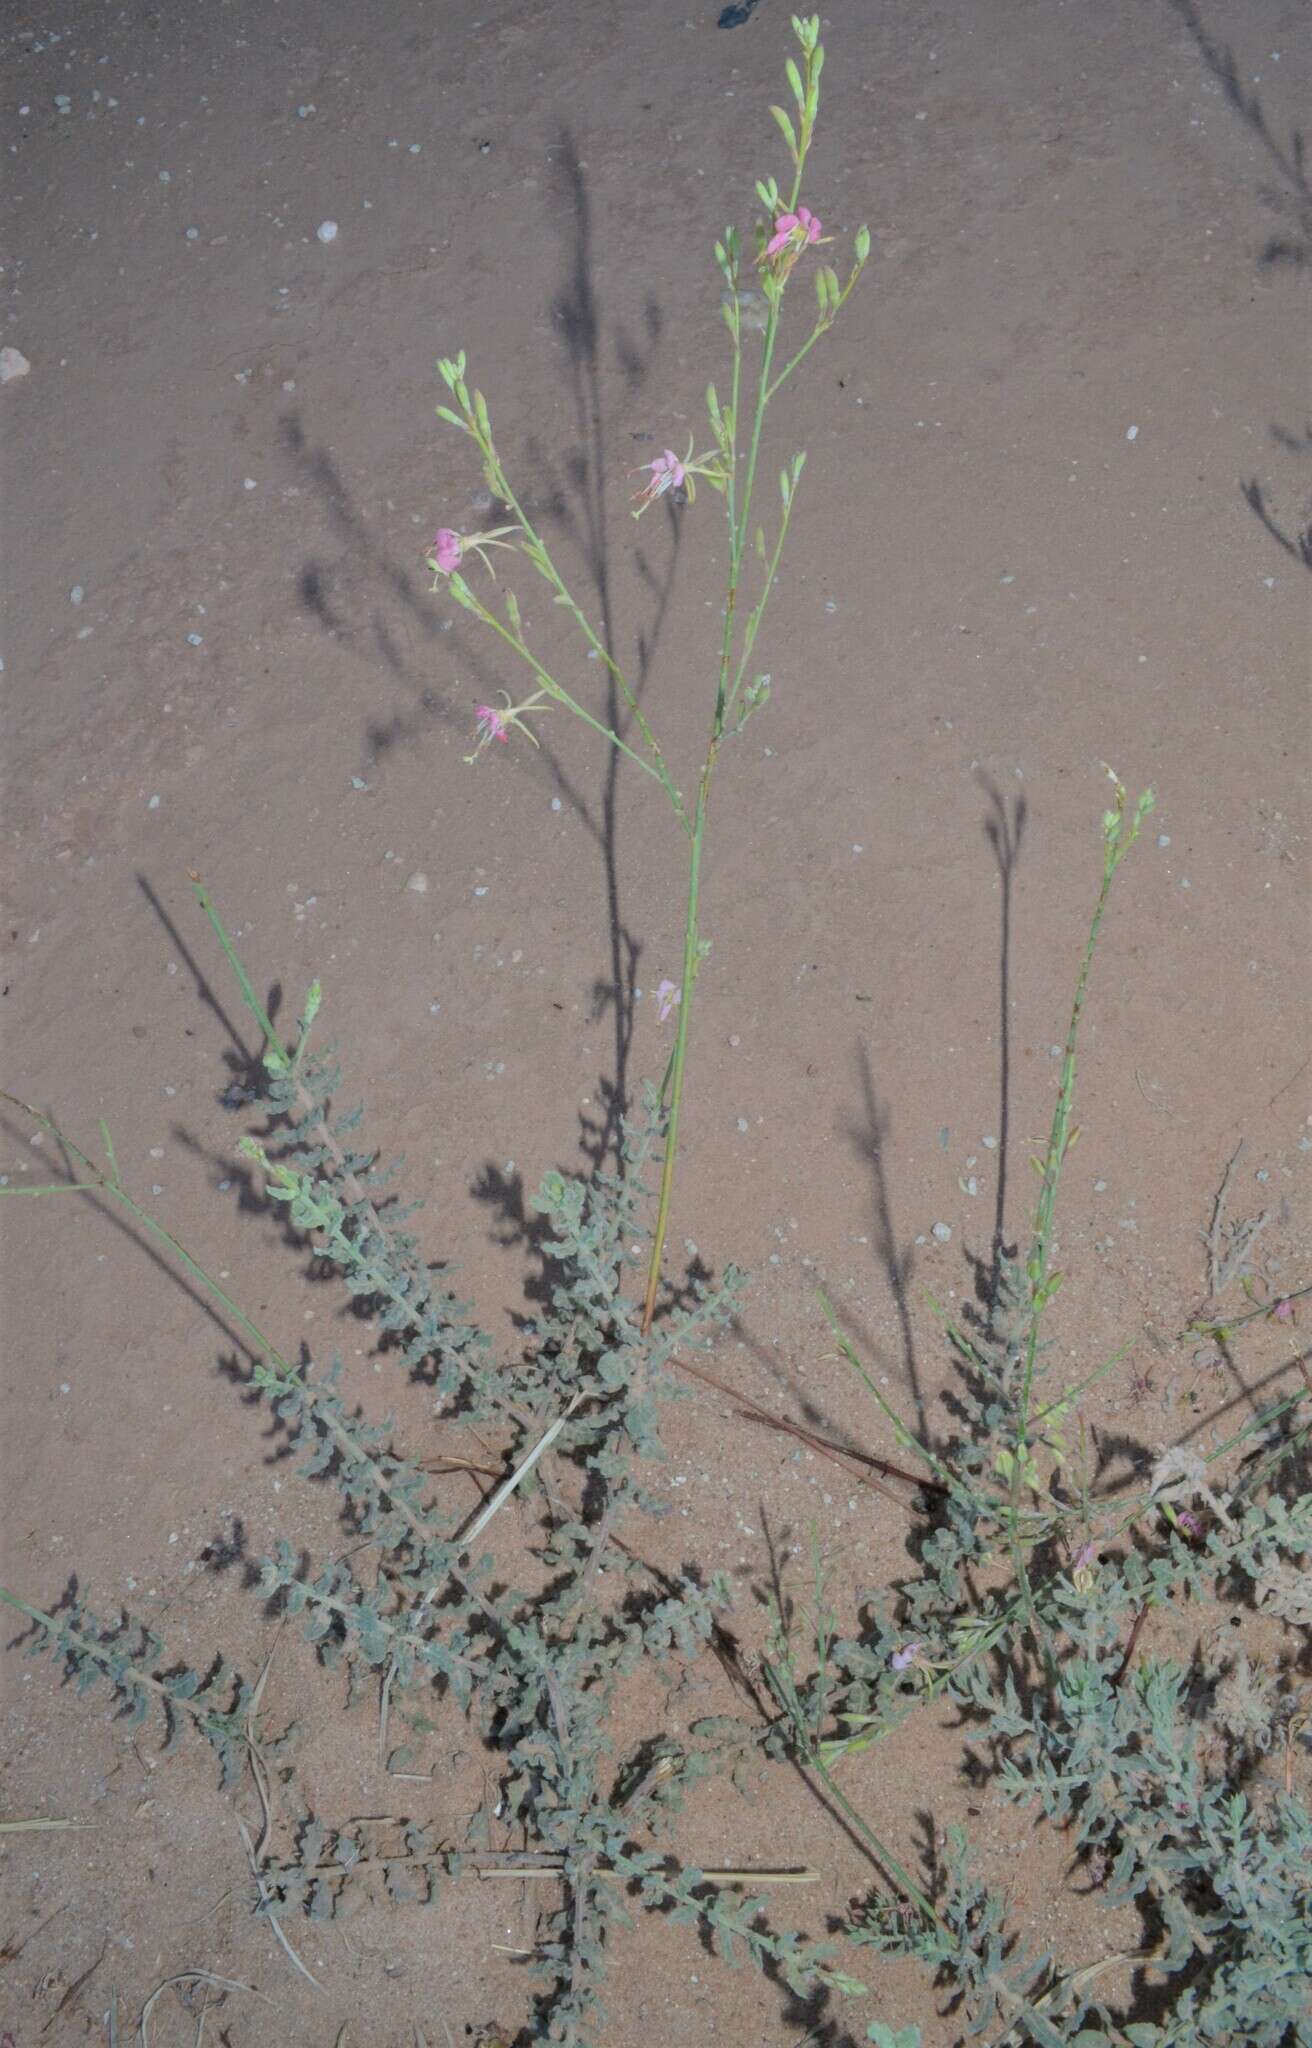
[430, 11, 869, 1326]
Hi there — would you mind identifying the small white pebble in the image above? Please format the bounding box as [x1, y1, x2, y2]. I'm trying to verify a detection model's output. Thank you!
[473, 885, 489, 897]
[406, 872, 429, 894]
[147, 794, 160, 810]
[316, 219, 338, 243]
[185, 226, 199, 240]
[1126, 424, 1139, 441]
[736, 1117, 749, 1134]
[186, 632, 203, 646]
[70, 584, 84, 605]
[1158, 833, 1170, 848]
[158, 169, 170, 183]
[550, 796, 562, 811]
[932, 1221, 952, 1243]
[243, 477, 257, 490]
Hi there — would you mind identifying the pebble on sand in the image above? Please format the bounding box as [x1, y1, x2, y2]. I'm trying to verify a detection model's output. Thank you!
[0, 347, 31, 383]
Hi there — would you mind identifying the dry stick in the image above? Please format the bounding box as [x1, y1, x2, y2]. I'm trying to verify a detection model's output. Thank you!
[236, 1818, 322, 1990]
[675, 1354, 942, 1507]
[295, 1847, 818, 1885]
[137, 1970, 265, 2046]
[37, 1937, 106, 2038]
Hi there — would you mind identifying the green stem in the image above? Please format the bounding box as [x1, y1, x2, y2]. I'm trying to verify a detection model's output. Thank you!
[641, 773, 711, 1334]
[467, 596, 675, 796]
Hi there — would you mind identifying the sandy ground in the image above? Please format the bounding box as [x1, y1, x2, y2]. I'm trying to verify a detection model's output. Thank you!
[1, 0, 1308, 2042]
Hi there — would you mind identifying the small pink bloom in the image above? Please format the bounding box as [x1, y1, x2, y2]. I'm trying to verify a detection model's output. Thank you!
[1272, 1297, 1294, 1324]
[475, 703, 509, 744]
[432, 527, 463, 573]
[1176, 1509, 1202, 1538]
[632, 449, 685, 510]
[1074, 1541, 1098, 1572]
[766, 205, 823, 256]
[891, 1641, 922, 1672]
[655, 978, 681, 1023]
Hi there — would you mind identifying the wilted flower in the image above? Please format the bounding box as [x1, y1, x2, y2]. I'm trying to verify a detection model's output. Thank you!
[464, 690, 544, 764]
[656, 979, 681, 1023]
[891, 1641, 923, 1673]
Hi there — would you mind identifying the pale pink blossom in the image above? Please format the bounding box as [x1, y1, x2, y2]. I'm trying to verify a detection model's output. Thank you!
[1272, 1297, 1295, 1324]
[766, 205, 823, 257]
[632, 449, 685, 511]
[891, 1641, 923, 1672]
[475, 703, 509, 745]
[432, 526, 463, 573]
[655, 978, 681, 1023]
[1073, 1541, 1098, 1572]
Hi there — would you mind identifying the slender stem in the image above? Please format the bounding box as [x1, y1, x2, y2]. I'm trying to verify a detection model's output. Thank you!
[481, 458, 684, 819]
[641, 774, 711, 1334]
[466, 596, 674, 794]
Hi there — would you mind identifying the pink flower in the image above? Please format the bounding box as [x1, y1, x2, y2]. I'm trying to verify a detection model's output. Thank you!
[475, 703, 509, 745]
[766, 205, 823, 257]
[632, 449, 685, 511]
[891, 1641, 922, 1672]
[432, 527, 463, 573]
[1177, 1509, 1202, 1538]
[655, 978, 681, 1023]
[1272, 1297, 1295, 1324]
[1073, 1541, 1098, 1572]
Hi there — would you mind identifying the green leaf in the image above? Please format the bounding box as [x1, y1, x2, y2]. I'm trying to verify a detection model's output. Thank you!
[785, 57, 806, 111]
[770, 104, 799, 162]
[855, 223, 871, 264]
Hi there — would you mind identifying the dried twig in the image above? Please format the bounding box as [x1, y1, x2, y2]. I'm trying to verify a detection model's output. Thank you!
[1205, 1142, 1269, 1298]
[237, 1817, 323, 1990]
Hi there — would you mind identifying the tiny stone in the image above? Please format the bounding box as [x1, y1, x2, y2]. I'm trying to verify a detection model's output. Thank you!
[736, 1117, 749, 1134]
[982, 1134, 997, 1149]
[350, 775, 368, 790]
[473, 885, 488, 897]
[0, 347, 32, 382]
[185, 226, 199, 240]
[70, 584, 84, 605]
[408, 142, 421, 153]
[1158, 833, 1170, 848]
[243, 477, 257, 490]
[158, 169, 170, 182]
[1050, 1044, 1062, 1058]
[550, 796, 562, 811]
[147, 794, 160, 810]
[186, 631, 203, 646]
[1126, 423, 1139, 441]
[316, 219, 338, 243]
[932, 1221, 952, 1242]
[406, 871, 429, 893]
[1093, 1178, 1107, 1192]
